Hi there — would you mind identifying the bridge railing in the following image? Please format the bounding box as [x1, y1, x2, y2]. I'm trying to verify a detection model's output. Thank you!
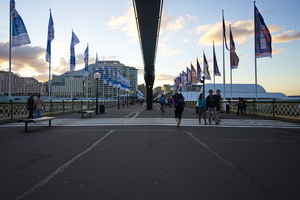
[0, 100, 118, 121]
[186, 99, 300, 121]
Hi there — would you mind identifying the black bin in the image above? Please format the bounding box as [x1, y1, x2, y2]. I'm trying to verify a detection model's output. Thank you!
[99, 105, 105, 113]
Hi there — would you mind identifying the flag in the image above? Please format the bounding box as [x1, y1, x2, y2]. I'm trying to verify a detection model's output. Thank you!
[84, 45, 89, 77]
[11, 0, 31, 47]
[191, 63, 197, 84]
[213, 43, 221, 76]
[196, 58, 202, 82]
[102, 64, 107, 84]
[95, 52, 99, 72]
[254, 5, 272, 58]
[203, 53, 211, 80]
[230, 25, 239, 69]
[222, 11, 229, 50]
[46, 10, 54, 62]
[182, 71, 187, 88]
[186, 67, 192, 86]
[70, 30, 80, 71]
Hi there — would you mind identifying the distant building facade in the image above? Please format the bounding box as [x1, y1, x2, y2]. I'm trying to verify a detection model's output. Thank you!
[179, 83, 288, 100]
[0, 71, 47, 96]
[51, 61, 138, 98]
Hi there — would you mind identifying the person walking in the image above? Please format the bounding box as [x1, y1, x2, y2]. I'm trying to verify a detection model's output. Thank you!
[206, 90, 219, 125]
[26, 94, 35, 119]
[237, 97, 244, 116]
[172, 90, 185, 128]
[34, 93, 44, 118]
[215, 89, 223, 122]
[226, 100, 231, 115]
[159, 94, 165, 114]
[197, 93, 207, 124]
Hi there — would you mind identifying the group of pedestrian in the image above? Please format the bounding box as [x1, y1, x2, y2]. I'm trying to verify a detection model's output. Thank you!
[237, 97, 247, 116]
[26, 93, 44, 119]
[197, 89, 223, 125]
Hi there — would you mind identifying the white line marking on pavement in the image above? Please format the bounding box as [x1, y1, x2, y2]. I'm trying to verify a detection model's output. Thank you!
[183, 130, 256, 184]
[202, 138, 298, 143]
[16, 130, 114, 200]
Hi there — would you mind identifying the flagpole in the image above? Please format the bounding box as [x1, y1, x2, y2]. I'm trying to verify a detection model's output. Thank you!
[9, 0, 12, 99]
[254, 1, 258, 100]
[86, 43, 89, 100]
[230, 24, 233, 100]
[49, 58, 51, 100]
[213, 41, 216, 92]
[48, 9, 52, 100]
[222, 10, 226, 100]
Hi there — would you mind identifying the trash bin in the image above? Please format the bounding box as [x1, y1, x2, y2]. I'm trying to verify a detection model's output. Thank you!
[99, 105, 105, 113]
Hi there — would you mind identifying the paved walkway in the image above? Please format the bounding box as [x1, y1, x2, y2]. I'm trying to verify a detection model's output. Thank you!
[1, 104, 300, 200]
[2, 103, 300, 129]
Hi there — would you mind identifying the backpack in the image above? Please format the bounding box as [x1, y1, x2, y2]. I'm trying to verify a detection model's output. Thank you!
[160, 96, 165, 104]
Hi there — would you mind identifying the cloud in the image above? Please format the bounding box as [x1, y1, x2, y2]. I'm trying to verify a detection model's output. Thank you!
[0, 42, 49, 79]
[272, 30, 300, 43]
[107, 6, 190, 49]
[197, 20, 288, 46]
[272, 46, 286, 54]
[156, 73, 174, 81]
[106, 7, 138, 43]
[183, 39, 190, 43]
[160, 13, 187, 33]
[157, 42, 180, 56]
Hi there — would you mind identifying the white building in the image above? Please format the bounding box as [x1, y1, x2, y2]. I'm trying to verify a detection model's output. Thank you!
[51, 61, 138, 99]
[0, 71, 47, 96]
[181, 83, 288, 100]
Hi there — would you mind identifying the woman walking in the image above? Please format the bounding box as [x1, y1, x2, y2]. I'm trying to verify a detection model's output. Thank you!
[197, 93, 207, 124]
[172, 90, 185, 128]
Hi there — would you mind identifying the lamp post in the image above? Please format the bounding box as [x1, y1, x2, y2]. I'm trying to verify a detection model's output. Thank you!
[94, 72, 101, 115]
[126, 90, 129, 107]
[117, 85, 120, 109]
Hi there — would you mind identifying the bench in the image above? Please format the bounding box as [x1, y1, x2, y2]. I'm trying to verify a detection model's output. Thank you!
[18, 116, 55, 132]
[78, 110, 94, 118]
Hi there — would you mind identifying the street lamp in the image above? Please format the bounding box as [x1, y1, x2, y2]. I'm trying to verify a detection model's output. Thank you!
[94, 71, 101, 115]
[126, 90, 129, 107]
[117, 84, 120, 109]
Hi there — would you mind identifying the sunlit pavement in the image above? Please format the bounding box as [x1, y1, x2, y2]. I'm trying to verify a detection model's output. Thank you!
[1, 104, 300, 199]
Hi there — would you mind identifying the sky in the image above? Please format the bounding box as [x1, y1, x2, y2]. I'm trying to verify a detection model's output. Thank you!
[0, 0, 300, 96]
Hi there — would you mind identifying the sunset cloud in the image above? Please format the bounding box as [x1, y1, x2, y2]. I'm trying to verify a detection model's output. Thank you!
[196, 20, 297, 46]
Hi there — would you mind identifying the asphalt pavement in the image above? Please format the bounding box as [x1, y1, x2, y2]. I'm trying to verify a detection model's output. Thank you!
[0, 104, 300, 200]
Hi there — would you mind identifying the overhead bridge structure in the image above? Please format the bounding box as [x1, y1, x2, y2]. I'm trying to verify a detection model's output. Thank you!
[133, 0, 163, 110]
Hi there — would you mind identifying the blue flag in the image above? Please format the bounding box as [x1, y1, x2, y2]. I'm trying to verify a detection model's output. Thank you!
[213, 43, 221, 76]
[203, 53, 211, 80]
[186, 67, 192, 87]
[103, 65, 107, 84]
[84, 45, 89, 77]
[230, 25, 239, 69]
[70, 31, 80, 71]
[46, 10, 54, 62]
[196, 58, 202, 82]
[254, 5, 272, 58]
[11, 0, 31, 47]
[95, 52, 99, 72]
